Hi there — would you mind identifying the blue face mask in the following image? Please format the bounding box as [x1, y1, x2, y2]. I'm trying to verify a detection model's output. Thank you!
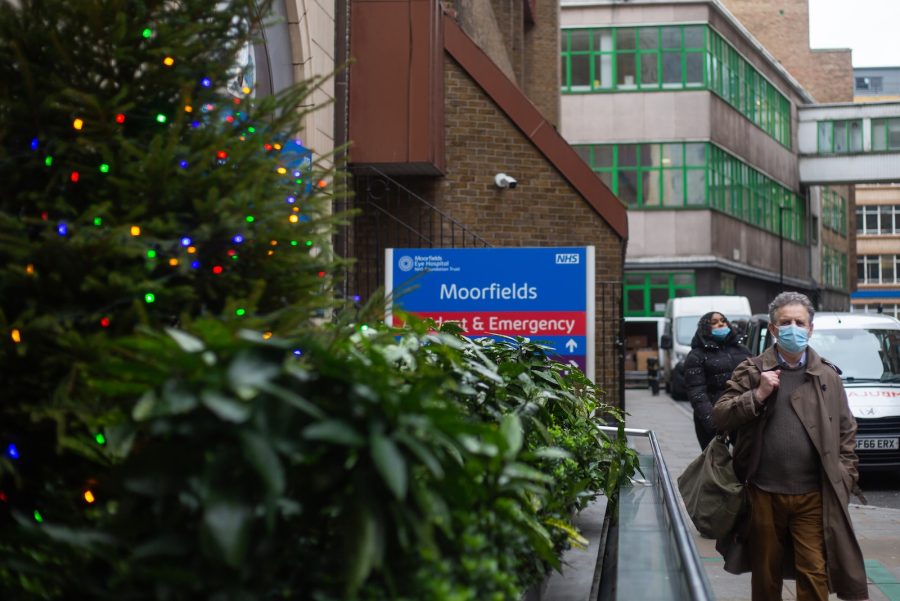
[710, 327, 730, 340]
[777, 325, 809, 354]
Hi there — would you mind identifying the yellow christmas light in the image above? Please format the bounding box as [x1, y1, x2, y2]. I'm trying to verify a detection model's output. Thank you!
[242, 86, 251, 94]
[270, 240, 278, 246]
[187, 246, 197, 254]
[273, 143, 282, 150]
[289, 214, 299, 223]
[11, 329, 22, 343]
[163, 56, 175, 66]
[276, 167, 287, 175]
[169, 258, 179, 266]
[73, 118, 84, 130]
[130, 225, 141, 236]
[26, 264, 35, 274]
[184, 105, 193, 113]
[262, 331, 273, 340]
[83, 490, 96, 504]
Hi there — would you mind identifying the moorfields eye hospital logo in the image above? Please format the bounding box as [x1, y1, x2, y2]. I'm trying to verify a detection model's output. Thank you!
[398, 255, 414, 272]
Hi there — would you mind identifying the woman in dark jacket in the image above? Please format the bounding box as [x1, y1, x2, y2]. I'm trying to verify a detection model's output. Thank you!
[683, 311, 751, 449]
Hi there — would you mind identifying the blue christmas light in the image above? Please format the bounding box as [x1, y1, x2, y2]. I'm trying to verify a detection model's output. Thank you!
[292, 349, 303, 357]
[179, 160, 189, 169]
[57, 223, 68, 236]
[190, 121, 201, 129]
[30, 138, 39, 151]
[232, 234, 244, 244]
[191, 261, 201, 269]
[201, 77, 212, 88]
[7, 443, 19, 459]
[286, 196, 296, 204]
[180, 237, 192, 247]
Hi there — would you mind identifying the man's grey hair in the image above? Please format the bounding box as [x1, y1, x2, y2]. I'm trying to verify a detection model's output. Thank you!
[768, 291, 815, 323]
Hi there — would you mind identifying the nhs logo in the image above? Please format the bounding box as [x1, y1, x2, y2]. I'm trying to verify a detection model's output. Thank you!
[555, 253, 580, 265]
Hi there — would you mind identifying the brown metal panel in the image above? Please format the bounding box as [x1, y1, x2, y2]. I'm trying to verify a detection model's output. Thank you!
[348, 0, 444, 173]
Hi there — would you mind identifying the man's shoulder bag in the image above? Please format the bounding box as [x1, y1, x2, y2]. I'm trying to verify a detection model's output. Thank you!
[677, 434, 745, 540]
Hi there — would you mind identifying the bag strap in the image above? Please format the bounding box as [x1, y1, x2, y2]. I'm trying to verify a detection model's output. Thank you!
[742, 355, 770, 483]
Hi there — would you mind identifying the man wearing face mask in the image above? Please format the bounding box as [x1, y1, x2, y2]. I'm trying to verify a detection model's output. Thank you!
[683, 311, 751, 450]
[712, 291, 868, 601]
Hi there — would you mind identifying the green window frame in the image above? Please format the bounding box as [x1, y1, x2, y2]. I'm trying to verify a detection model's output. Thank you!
[624, 272, 696, 317]
[577, 142, 805, 243]
[561, 25, 706, 93]
[871, 118, 900, 151]
[817, 120, 864, 153]
[823, 246, 847, 289]
[821, 188, 847, 235]
[705, 28, 791, 148]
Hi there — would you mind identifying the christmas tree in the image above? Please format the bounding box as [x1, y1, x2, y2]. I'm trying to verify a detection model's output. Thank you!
[0, 0, 342, 595]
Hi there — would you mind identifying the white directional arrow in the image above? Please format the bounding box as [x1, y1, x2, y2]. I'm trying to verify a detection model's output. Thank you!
[565, 338, 578, 353]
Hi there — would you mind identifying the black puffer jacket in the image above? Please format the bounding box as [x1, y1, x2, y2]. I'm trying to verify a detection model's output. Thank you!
[683, 312, 751, 449]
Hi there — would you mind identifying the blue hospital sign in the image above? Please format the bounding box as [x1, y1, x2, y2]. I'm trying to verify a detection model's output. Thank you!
[385, 247, 595, 381]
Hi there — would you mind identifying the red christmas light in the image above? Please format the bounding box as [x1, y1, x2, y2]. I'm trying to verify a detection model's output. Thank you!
[70, 171, 80, 183]
[216, 150, 227, 160]
[115, 113, 126, 124]
[100, 317, 111, 328]
[212, 265, 223, 274]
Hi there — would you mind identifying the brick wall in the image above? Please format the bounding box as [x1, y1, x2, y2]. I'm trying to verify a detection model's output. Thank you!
[524, 0, 560, 126]
[428, 58, 626, 405]
[720, 0, 853, 103]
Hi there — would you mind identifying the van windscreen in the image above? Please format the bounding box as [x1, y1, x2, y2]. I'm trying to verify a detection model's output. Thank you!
[811, 328, 900, 381]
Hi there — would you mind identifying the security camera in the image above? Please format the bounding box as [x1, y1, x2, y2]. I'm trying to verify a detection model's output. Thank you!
[494, 173, 518, 189]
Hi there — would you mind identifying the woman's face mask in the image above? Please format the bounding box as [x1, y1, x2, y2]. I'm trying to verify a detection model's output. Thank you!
[710, 327, 730, 340]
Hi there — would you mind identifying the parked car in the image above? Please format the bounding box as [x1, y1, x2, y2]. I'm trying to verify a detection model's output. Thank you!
[750, 311, 900, 471]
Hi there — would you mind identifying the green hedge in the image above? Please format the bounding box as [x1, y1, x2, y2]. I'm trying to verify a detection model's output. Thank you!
[3, 314, 637, 600]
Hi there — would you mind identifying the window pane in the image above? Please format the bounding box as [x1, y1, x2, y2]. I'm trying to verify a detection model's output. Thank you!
[684, 26, 705, 49]
[626, 288, 645, 314]
[882, 206, 894, 234]
[662, 169, 683, 206]
[866, 208, 878, 233]
[686, 170, 705, 205]
[594, 30, 613, 52]
[818, 122, 832, 151]
[617, 29, 636, 50]
[868, 258, 879, 283]
[873, 119, 887, 151]
[849, 120, 863, 151]
[619, 145, 638, 167]
[570, 30, 590, 52]
[882, 256, 895, 283]
[685, 52, 703, 84]
[888, 119, 900, 150]
[639, 28, 658, 50]
[673, 273, 693, 286]
[649, 288, 669, 313]
[662, 52, 681, 85]
[575, 146, 591, 164]
[894, 209, 900, 234]
[858, 259, 865, 284]
[833, 121, 847, 152]
[661, 144, 683, 167]
[642, 170, 660, 206]
[617, 53, 637, 87]
[571, 54, 590, 87]
[856, 207, 863, 233]
[594, 54, 613, 88]
[641, 53, 659, 85]
[618, 171, 639, 206]
[626, 274, 645, 285]
[595, 145, 614, 168]
[661, 27, 681, 49]
[685, 143, 706, 166]
[649, 274, 669, 285]
[645, 144, 663, 167]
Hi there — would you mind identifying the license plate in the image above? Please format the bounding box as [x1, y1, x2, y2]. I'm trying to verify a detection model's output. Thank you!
[856, 437, 899, 450]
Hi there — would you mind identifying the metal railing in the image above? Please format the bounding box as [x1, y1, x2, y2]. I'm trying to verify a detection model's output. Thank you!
[596, 426, 714, 601]
[344, 166, 490, 300]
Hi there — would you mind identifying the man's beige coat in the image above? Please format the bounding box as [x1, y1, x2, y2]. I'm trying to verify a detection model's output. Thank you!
[712, 345, 869, 601]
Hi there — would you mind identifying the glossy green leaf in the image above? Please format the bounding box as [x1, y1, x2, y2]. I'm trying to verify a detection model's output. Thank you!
[302, 419, 365, 447]
[371, 432, 407, 499]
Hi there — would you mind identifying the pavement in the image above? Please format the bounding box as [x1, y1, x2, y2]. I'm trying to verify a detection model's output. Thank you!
[625, 386, 900, 601]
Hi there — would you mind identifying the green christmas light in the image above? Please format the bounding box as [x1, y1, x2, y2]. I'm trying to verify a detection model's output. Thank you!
[156, 113, 167, 124]
[235, 308, 246, 316]
[95, 433, 106, 445]
[290, 240, 298, 246]
[245, 215, 255, 223]
[44, 156, 53, 167]
[144, 293, 155, 303]
[93, 217, 102, 226]
[147, 250, 157, 258]
[305, 240, 313, 246]
[247, 126, 255, 133]
[33, 510, 43, 523]
[142, 28, 152, 38]
[99, 163, 110, 173]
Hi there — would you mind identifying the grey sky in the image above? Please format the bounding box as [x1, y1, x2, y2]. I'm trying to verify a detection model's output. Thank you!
[809, 0, 900, 67]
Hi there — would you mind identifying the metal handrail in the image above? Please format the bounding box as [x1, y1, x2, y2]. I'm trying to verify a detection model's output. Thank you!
[598, 426, 714, 601]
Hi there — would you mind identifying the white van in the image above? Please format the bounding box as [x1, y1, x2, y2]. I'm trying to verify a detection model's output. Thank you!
[659, 295, 752, 397]
[747, 311, 900, 470]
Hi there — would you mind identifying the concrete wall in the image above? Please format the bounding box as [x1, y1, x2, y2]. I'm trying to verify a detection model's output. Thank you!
[286, 0, 336, 160]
